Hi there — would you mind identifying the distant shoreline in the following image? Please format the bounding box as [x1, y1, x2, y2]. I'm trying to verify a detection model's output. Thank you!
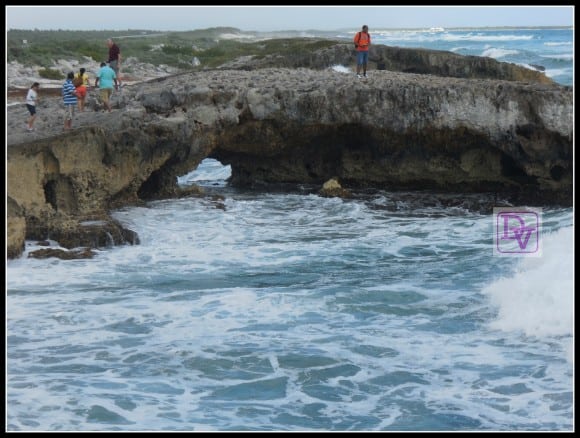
[7, 25, 572, 33]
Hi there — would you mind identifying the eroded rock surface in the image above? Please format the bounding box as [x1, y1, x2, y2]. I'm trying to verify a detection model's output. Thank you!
[7, 44, 572, 259]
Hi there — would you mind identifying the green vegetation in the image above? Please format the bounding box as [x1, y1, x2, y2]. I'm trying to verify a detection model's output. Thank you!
[38, 68, 65, 80]
[7, 28, 341, 71]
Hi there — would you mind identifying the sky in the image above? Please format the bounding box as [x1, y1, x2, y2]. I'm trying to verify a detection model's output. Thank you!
[5, 5, 574, 32]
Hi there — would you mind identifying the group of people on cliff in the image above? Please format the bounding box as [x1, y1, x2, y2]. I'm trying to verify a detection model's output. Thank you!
[26, 38, 122, 132]
[26, 26, 371, 132]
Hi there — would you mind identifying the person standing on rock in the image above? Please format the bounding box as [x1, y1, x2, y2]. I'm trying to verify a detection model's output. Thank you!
[354, 25, 371, 78]
[95, 62, 118, 113]
[25, 82, 40, 132]
[107, 38, 122, 86]
[74, 67, 90, 89]
[62, 72, 77, 131]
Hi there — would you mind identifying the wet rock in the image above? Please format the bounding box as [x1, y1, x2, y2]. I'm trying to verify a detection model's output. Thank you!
[28, 247, 96, 260]
[319, 177, 352, 198]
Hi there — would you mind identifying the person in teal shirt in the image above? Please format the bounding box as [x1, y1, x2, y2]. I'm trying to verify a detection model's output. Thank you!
[94, 62, 118, 112]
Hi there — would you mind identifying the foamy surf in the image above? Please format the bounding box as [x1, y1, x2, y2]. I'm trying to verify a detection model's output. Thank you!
[483, 226, 573, 338]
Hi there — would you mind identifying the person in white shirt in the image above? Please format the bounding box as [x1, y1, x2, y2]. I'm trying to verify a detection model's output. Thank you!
[26, 82, 40, 132]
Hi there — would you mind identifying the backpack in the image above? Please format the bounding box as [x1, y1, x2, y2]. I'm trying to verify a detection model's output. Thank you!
[354, 31, 369, 49]
[73, 76, 84, 87]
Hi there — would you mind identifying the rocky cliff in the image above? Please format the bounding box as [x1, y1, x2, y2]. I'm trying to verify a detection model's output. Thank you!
[7, 44, 572, 259]
[221, 43, 555, 85]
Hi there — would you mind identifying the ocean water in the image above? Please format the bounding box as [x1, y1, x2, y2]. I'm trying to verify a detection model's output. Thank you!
[335, 27, 573, 86]
[6, 27, 574, 431]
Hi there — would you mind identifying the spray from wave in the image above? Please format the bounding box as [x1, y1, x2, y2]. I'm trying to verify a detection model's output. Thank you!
[482, 226, 573, 338]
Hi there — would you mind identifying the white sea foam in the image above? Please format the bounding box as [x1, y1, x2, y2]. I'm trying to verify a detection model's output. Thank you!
[518, 63, 543, 72]
[441, 33, 534, 42]
[177, 158, 232, 186]
[7, 196, 573, 430]
[371, 30, 533, 43]
[544, 68, 572, 79]
[544, 42, 572, 46]
[331, 65, 352, 74]
[540, 53, 574, 61]
[516, 63, 571, 81]
[482, 226, 573, 338]
[481, 48, 519, 59]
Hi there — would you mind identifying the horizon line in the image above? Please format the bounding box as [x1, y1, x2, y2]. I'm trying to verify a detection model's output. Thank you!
[7, 25, 574, 32]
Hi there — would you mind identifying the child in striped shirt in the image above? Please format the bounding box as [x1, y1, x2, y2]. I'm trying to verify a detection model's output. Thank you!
[62, 72, 78, 131]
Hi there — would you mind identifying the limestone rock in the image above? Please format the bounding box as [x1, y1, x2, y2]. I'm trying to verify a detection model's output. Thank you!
[6, 44, 572, 259]
[319, 177, 352, 198]
[7, 197, 26, 259]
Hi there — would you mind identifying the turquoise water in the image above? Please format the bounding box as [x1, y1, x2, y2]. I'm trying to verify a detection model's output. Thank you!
[7, 159, 573, 431]
[6, 26, 574, 431]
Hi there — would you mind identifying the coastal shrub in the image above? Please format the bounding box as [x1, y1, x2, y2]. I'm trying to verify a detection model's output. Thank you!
[38, 68, 65, 80]
[7, 29, 342, 71]
[76, 43, 103, 64]
[161, 44, 192, 56]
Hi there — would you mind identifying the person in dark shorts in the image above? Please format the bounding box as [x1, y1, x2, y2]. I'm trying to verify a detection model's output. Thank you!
[25, 82, 40, 131]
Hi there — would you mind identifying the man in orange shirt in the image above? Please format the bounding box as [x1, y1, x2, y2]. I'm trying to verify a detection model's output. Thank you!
[354, 25, 371, 78]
